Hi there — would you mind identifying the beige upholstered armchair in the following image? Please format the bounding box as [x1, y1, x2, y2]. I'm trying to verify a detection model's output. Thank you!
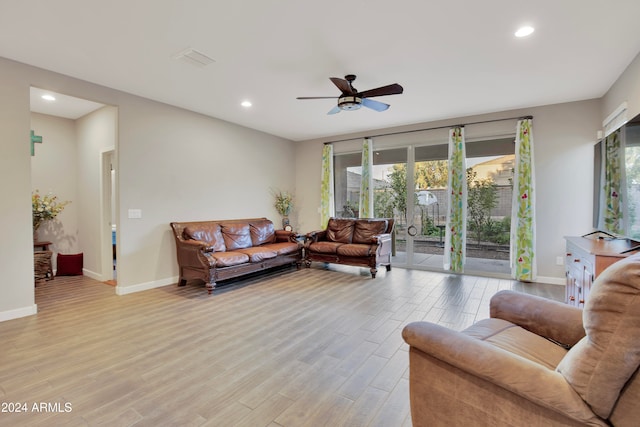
[402, 253, 640, 427]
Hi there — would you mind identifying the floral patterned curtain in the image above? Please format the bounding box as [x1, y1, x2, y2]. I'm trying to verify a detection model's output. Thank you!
[599, 129, 626, 235]
[359, 138, 374, 218]
[444, 126, 466, 272]
[320, 144, 335, 227]
[511, 118, 536, 281]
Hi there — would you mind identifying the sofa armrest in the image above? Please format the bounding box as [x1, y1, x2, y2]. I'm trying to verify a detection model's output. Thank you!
[175, 239, 213, 268]
[305, 229, 327, 244]
[373, 233, 393, 255]
[490, 290, 585, 348]
[402, 322, 601, 424]
[275, 229, 298, 243]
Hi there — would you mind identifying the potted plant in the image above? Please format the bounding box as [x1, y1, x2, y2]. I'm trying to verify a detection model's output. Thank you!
[273, 190, 294, 228]
[32, 190, 70, 241]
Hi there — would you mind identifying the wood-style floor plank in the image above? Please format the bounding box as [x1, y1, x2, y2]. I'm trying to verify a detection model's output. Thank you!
[0, 264, 564, 426]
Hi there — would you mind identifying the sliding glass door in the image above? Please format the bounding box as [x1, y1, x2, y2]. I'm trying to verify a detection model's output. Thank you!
[333, 137, 515, 275]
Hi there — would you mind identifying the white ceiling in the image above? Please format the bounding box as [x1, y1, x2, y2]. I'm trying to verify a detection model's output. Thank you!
[30, 87, 104, 119]
[3, 0, 640, 141]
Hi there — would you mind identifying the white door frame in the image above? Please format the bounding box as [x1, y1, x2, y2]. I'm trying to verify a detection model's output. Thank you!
[100, 148, 116, 281]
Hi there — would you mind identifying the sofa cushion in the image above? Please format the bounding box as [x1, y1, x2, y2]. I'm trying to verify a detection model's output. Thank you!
[463, 318, 567, 370]
[210, 251, 250, 267]
[221, 223, 252, 250]
[326, 218, 355, 243]
[249, 219, 276, 246]
[184, 223, 226, 252]
[336, 243, 375, 258]
[556, 253, 640, 419]
[309, 241, 344, 254]
[262, 242, 300, 256]
[353, 219, 388, 244]
[236, 247, 277, 263]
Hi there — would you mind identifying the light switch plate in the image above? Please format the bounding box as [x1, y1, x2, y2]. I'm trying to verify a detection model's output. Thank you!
[128, 209, 142, 219]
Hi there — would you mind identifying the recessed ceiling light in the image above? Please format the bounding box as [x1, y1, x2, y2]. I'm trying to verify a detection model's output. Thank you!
[241, 101, 252, 108]
[41, 94, 56, 101]
[515, 26, 534, 38]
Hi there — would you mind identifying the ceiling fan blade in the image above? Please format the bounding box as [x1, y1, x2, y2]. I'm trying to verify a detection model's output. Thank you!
[330, 77, 355, 95]
[327, 105, 341, 115]
[297, 96, 339, 100]
[358, 83, 404, 98]
[362, 98, 390, 112]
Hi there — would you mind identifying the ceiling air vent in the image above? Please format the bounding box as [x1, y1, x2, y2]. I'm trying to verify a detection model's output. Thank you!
[173, 48, 215, 67]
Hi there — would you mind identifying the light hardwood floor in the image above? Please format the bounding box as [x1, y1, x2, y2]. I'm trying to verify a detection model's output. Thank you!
[0, 265, 564, 426]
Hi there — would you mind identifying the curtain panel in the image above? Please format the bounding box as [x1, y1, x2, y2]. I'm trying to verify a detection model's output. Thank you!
[320, 144, 335, 227]
[510, 118, 536, 281]
[444, 126, 466, 272]
[359, 138, 374, 218]
[599, 129, 627, 235]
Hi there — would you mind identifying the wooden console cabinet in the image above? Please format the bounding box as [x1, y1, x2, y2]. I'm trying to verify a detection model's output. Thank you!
[565, 235, 640, 307]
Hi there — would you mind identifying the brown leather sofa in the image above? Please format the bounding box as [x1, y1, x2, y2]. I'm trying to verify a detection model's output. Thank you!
[304, 217, 394, 278]
[170, 218, 302, 294]
[402, 253, 640, 427]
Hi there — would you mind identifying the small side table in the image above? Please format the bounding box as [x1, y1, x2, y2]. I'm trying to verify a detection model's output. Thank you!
[34, 241, 52, 251]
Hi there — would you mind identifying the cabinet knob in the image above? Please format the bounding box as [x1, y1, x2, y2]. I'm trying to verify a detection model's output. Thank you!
[569, 296, 575, 301]
[566, 253, 572, 257]
[574, 259, 580, 263]
[579, 300, 584, 304]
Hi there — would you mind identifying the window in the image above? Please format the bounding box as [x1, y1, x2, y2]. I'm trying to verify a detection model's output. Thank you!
[333, 137, 515, 274]
[626, 123, 640, 238]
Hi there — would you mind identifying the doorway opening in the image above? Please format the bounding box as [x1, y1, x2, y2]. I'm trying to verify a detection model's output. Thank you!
[30, 87, 118, 297]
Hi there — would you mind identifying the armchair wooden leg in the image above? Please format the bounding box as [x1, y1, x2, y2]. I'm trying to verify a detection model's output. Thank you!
[179, 278, 187, 286]
[206, 282, 216, 295]
[370, 268, 377, 278]
[386, 264, 391, 272]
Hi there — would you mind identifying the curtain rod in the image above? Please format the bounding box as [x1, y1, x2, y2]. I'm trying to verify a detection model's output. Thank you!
[323, 115, 533, 145]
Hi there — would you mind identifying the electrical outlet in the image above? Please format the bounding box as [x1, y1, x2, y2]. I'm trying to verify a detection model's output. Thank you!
[556, 256, 564, 266]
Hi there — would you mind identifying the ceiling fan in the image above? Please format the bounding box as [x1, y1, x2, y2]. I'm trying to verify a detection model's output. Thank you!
[297, 74, 403, 115]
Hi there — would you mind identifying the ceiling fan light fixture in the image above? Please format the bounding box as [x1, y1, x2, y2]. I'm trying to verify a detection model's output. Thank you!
[338, 95, 362, 111]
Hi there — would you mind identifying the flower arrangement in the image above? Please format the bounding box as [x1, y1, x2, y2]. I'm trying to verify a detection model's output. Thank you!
[32, 190, 70, 231]
[273, 190, 294, 217]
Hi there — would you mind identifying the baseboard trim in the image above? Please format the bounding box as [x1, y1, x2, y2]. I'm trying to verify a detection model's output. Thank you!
[81, 268, 104, 281]
[0, 304, 38, 322]
[116, 276, 178, 295]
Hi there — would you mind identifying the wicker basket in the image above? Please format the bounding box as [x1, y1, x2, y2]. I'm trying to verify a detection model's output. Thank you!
[34, 250, 53, 282]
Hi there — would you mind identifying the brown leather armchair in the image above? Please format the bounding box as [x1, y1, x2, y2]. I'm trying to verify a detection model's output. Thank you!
[402, 253, 640, 427]
[304, 217, 394, 278]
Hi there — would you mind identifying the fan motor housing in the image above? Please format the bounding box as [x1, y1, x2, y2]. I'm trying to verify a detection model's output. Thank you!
[338, 95, 362, 111]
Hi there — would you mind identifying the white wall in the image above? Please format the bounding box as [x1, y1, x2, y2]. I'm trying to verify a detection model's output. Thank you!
[116, 97, 296, 292]
[30, 113, 79, 268]
[0, 60, 34, 321]
[0, 56, 296, 320]
[2, 48, 638, 320]
[294, 100, 602, 282]
[603, 51, 640, 124]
